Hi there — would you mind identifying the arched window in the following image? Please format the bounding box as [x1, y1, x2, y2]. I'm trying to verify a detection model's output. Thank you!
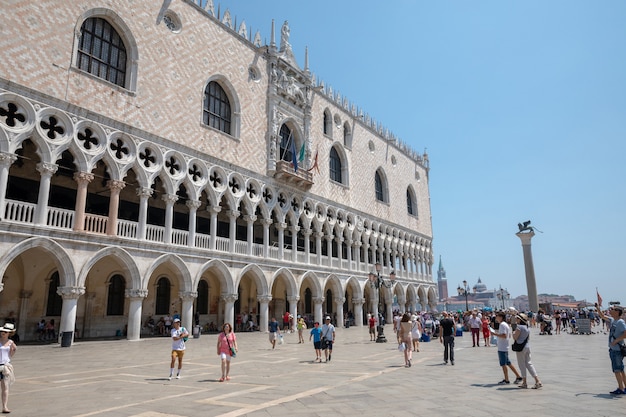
[343, 122, 352, 148]
[77, 17, 127, 87]
[46, 271, 63, 316]
[279, 124, 293, 162]
[106, 274, 126, 316]
[325, 289, 333, 315]
[197, 280, 209, 315]
[329, 147, 342, 183]
[155, 277, 171, 315]
[407, 187, 417, 216]
[305, 288, 312, 314]
[375, 170, 386, 202]
[323, 109, 332, 136]
[203, 81, 232, 134]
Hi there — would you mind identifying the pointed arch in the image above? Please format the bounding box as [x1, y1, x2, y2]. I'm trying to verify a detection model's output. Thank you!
[203, 75, 241, 138]
[77, 246, 141, 289]
[144, 253, 192, 292]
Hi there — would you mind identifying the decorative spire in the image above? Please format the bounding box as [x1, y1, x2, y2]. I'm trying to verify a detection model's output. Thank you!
[304, 46, 309, 74]
[270, 19, 276, 49]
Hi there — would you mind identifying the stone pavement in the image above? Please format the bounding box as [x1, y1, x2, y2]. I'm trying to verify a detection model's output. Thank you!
[9, 324, 621, 416]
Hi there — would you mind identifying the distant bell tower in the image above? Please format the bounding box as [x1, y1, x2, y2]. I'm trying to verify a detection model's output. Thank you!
[437, 256, 448, 301]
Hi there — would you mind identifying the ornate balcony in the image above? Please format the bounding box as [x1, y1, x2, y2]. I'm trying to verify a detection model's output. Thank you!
[274, 160, 314, 189]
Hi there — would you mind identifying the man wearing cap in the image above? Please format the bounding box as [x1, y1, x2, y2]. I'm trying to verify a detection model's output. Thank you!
[168, 318, 189, 380]
[596, 303, 626, 395]
[490, 311, 523, 384]
[321, 317, 336, 362]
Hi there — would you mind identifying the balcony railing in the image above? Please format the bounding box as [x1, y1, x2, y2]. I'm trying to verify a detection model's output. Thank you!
[2, 199, 423, 279]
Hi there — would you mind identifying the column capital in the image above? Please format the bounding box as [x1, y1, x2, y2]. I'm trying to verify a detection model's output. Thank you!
[162, 193, 178, 204]
[19, 290, 33, 299]
[351, 297, 365, 305]
[263, 218, 273, 226]
[73, 171, 94, 184]
[243, 214, 258, 223]
[221, 293, 238, 303]
[516, 231, 535, 244]
[302, 228, 312, 236]
[227, 210, 241, 219]
[334, 296, 346, 304]
[290, 225, 300, 233]
[314, 231, 324, 239]
[208, 205, 221, 214]
[287, 295, 300, 302]
[186, 200, 202, 210]
[108, 179, 126, 192]
[57, 286, 86, 299]
[313, 297, 325, 305]
[258, 295, 273, 303]
[179, 291, 198, 301]
[125, 288, 148, 299]
[136, 187, 154, 199]
[36, 162, 58, 176]
[276, 222, 287, 230]
[0, 152, 17, 166]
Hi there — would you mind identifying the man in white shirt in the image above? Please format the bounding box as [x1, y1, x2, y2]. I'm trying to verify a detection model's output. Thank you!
[490, 312, 522, 384]
[169, 318, 189, 380]
[468, 311, 482, 347]
[321, 317, 336, 362]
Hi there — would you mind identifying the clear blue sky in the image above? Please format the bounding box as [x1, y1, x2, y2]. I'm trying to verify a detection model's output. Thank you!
[211, 0, 626, 306]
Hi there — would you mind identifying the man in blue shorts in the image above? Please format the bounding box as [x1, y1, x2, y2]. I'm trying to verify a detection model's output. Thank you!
[309, 321, 323, 362]
[490, 311, 522, 384]
[597, 304, 626, 395]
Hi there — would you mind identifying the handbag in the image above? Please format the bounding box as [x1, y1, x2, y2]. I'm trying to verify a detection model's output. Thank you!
[512, 335, 528, 352]
[620, 343, 626, 357]
[398, 342, 406, 352]
[225, 333, 236, 357]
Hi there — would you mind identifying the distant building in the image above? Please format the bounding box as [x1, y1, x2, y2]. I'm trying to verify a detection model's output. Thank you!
[437, 256, 448, 301]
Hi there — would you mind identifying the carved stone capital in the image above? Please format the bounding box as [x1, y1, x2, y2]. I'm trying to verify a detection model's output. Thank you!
[258, 295, 273, 303]
[73, 171, 94, 184]
[313, 297, 325, 304]
[162, 193, 178, 204]
[208, 205, 222, 214]
[57, 286, 86, 299]
[125, 289, 148, 299]
[351, 297, 365, 305]
[179, 291, 198, 301]
[221, 293, 238, 303]
[186, 200, 202, 210]
[227, 210, 241, 219]
[20, 290, 33, 299]
[108, 179, 126, 192]
[136, 187, 154, 199]
[36, 162, 58, 176]
[243, 214, 258, 223]
[334, 297, 346, 304]
[287, 295, 300, 302]
[0, 153, 17, 166]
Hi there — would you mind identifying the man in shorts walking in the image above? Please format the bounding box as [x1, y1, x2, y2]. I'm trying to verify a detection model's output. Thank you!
[490, 311, 522, 384]
[169, 318, 188, 380]
[321, 317, 335, 362]
[596, 303, 626, 395]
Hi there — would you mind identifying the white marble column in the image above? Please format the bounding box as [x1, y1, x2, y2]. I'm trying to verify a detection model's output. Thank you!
[0, 153, 17, 220]
[222, 293, 238, 327]
[209, 205, 221, 250]
[162, 193, 178, 244]
[34, 162, 58, 225]
[180, 291, 197, 333]
[352, 297, 365, 327]
[72, 172, 94, 231]
[290, 225, 300, 262]
[58, 286, 86, 346]
[335, 297, 345, 328]
[105, 180, 126, 236]
[17, 290, 32, 339]
[259, 295, 272, 332]
[346, 238, 353, 270]
[186, 200, 201, 247]
[125, 289, 148, 341]
[314, 296, 324, 324]
[136, 187, 153, 240]
[244, 215, 257, 255]
[315, 231, 323, 265]
[277, 222, 286, 260]
[262, 218, 272, 258]
[303, 229, 312, 265]
[227, 210, 240, 253]
[288, 295, 299, 331]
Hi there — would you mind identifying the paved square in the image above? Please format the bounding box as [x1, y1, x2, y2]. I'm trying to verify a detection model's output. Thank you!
[10, 325, 621, 416]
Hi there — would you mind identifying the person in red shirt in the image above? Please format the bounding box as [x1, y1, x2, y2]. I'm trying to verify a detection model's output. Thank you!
[283, 312, 291, 332]
[368, 314, 377, 341]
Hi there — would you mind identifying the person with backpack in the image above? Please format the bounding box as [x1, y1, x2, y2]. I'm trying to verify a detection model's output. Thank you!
[168, 318, 189, 380]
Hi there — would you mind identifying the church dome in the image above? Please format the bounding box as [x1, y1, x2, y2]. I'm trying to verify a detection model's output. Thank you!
[473, 277, 488, 293]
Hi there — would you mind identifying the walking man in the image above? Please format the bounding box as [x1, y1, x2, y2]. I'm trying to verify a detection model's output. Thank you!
[491, 311, 522, 384]
[596, 303, 626, 395]
[469, 311, 482, 347]
[321, 316, 336, 362]
[268, 317, 280, 349]
[439, 311, 455, 365]
[168, 318, 188, 380]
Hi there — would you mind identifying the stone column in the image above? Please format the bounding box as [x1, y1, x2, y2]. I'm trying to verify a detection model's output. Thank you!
[258, 295, 272, 332]
[136, 187, 153, 240]
[362, 241, 370, 269]
[352, 297, 365, 327]
[397, 293, 406, 314]
[385, 296, 393, 325]
[18, 290, 32, 339]
[58, 286, 86, 346]
[276, 222, 286, 260]
[125, 289, 148, 341]
[334, 297, 345, 328]
[34, 162, 58, 225]
[345, 238, 353, 270]
[313, 296, 324, 324]
[222, 293, 238, 327]
[303, 228, 312, 265]
[244, 215, 257, 255]
[186, 200, 201, 247]
[287, 295, 299, 331]
[227, 210, 240, 253]
[325, 234, 333, 265]
[315, 231, 323, 265]
[262, 218, 272, 258]
[209, 206, 221, 250]
[516, 231, 539, 312]
[180, 291, 197, 333]
[105, 180, 126, 236]
[162, 193, 178, 244]
[335, 236, 344, 267]
[290, 225, 300, 262]
[0, 153, 17, 220]
[72, 172, 94, 231]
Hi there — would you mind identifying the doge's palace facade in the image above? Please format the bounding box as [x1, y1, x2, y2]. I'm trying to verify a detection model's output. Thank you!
[0, 0, 436, 344]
